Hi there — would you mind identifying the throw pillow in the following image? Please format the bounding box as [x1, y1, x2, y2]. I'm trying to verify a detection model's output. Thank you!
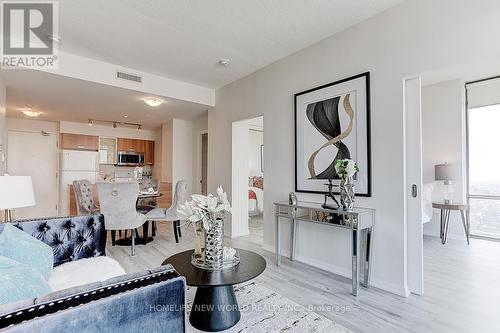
[0, 223, 54, 280]
[0, 256, 51, 305]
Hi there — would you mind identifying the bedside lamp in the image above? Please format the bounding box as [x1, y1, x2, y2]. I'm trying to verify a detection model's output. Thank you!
[435, 164, 453, 204]
[0, 175, 36, 222]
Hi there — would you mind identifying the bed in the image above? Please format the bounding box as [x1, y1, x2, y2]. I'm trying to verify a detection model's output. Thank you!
[249, 176, 264, 215]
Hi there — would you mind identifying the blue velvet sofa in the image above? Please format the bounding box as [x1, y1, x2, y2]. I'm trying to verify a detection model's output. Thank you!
[0, 215, 186, 332]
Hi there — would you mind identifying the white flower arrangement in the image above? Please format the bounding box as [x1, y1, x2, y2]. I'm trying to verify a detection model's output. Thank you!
[178, 186, 231, 230]
[335, 159, 359, 179]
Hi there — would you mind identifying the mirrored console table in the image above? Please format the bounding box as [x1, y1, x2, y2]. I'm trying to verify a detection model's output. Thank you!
[274, 201, 375, 296]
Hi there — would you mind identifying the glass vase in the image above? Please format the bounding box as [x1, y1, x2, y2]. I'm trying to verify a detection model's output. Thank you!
[203, 217, 224, 270]
[340, 177, 355, 211]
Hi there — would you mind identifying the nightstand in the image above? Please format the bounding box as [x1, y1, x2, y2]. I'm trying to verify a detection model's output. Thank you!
[432, 202, 470, 245]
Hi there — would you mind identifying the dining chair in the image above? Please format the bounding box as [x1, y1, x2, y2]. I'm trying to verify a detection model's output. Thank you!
[136, 178, 160, 214]
[96, 182, 146, 256]
[145, 180, 189, 243]
[73, 180, 100, 215]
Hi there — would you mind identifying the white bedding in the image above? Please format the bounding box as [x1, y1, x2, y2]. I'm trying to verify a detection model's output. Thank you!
[248, 186, 264, 214]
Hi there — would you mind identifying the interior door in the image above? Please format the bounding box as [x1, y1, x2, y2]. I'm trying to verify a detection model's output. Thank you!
[404, 76, 424, 295]
[7, 130, 59, 219]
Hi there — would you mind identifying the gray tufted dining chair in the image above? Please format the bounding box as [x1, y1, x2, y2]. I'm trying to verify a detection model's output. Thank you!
[96, 182, 146, 256]
[145, 180, 189, 243]
[73, 180, 100, 215]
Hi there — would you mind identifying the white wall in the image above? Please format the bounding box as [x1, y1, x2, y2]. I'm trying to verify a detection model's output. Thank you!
[6, 118, 59, 133]
[209, 0, 500, 296]
[0, 80, 5, 174]
[172, 119, 194, 192]
[192, 112, 208, 194]
[422, 79, 467, 240]
[161, 121, 173, 183]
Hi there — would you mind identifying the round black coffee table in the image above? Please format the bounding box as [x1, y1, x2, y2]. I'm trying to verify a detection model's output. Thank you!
[163, 248, 266, 332]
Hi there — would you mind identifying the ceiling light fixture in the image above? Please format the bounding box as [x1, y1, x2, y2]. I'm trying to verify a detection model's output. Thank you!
[88, 119, 142, 130]
[22, 110, 41, 117]
[143, 97, 163, 107]
[123, 115, 128, 118]
[219, 58, 231, 66]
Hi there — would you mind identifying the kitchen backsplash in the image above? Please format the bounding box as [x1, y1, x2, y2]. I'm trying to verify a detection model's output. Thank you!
[98, 164, 153, 182]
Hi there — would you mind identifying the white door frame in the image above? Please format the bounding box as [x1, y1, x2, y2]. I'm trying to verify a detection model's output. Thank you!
[403, 76, 424, 295]
[231, 119, 250, 238]
[199, 130, 208, 194]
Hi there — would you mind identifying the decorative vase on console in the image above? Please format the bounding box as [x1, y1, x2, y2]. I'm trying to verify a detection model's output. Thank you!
[178, 186, 238, 271]
[335, 159, 359, 211]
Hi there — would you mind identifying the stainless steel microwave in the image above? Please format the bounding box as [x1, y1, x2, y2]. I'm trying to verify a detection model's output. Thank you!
[116, 152, 144, 166]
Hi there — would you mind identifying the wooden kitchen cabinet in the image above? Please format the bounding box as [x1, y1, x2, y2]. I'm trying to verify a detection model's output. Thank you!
[117, 138, 140, 152]
[144, 140, 154, 165]
[116, 138, 154, 164]
[60, 133, 99, 151]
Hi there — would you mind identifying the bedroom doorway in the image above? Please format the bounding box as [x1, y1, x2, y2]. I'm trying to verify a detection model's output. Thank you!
[231, 116, 264, 244]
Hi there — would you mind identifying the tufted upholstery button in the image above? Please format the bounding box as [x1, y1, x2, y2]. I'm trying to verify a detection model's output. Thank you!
[3, 214, 106, 267]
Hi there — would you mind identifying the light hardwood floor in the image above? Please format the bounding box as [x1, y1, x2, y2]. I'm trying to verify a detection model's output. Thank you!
[107, 223, 500, 333]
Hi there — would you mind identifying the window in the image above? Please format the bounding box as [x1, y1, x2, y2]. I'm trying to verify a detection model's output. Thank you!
[467, 83, 500, 239]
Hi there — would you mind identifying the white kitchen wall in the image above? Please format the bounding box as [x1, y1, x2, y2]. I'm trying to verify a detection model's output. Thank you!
[6, 118, 59, 133]
[209, 0, 500, 296]
[422, 79, 467, 241]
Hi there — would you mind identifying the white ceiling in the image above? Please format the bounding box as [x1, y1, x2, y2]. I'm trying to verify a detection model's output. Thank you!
[59, 0, 404, 88]
[2, 70, 209, 129]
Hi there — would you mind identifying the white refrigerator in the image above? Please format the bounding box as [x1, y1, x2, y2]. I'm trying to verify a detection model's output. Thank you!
[60, 150, 99, 216]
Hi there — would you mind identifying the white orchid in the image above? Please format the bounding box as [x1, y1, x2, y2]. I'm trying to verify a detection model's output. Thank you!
[335, 159, 359, 179]
[177, 186, 231, 230]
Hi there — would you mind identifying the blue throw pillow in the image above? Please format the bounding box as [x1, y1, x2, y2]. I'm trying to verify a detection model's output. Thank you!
[0, 223, 54, 280]
[0, 256, 51, 305]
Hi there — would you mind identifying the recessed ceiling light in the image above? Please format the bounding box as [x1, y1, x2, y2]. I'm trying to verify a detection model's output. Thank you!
[143, 97, 163, 107]
[123, 115, 128, 118]
[219, 58, 231, 66]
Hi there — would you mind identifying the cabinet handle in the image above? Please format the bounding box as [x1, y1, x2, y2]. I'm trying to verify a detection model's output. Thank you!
[77, 145, 85, 149]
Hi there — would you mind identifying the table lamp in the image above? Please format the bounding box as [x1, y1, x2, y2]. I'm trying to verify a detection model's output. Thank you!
[0, 175, 36, 222]
[435, 164, 453, 204]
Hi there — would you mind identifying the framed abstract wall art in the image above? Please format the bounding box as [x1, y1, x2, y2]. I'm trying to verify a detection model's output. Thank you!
[294, 72, 371, 196]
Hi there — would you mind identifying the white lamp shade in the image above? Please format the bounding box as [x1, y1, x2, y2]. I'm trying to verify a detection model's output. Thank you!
[0, 176, 36, 209]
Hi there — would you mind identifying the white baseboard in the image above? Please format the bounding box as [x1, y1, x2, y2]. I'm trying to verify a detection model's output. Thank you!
[262, 243, 409, 297]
